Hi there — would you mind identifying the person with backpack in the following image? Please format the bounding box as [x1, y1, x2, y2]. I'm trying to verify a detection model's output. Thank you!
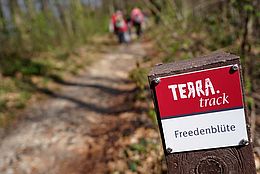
[110, 10, 129, 44]
[131, 7, 144, 37]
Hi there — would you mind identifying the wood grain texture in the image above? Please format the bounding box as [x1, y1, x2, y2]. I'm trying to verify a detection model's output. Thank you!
[148, 52, 256, 174]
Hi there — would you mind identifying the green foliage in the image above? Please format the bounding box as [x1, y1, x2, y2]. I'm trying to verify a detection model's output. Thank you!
[246, 96, 254, 110]
[129, 67, 149, 90]
[29, 13, 56, 51]
[0, 98, 7, 112]
[148, 108, 157, 124]
[0, 57, 49, 76]
[129, 67, 150, 102]
[128, 161, 138, 172]
[245, 75, 252, 94]
[129, 139, 148, 153]
[120, 135, 164, 172]
[231, 0, 254, 13]
[0, 0, 109, 58]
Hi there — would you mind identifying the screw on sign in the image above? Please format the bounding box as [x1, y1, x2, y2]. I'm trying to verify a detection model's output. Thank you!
[148, 52, 256, 174]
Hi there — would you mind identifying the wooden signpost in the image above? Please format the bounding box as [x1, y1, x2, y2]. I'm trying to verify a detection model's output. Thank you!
[148, 52, 256, 174]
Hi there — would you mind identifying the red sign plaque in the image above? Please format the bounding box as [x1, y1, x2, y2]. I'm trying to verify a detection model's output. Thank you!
[155, 65, 244, 119]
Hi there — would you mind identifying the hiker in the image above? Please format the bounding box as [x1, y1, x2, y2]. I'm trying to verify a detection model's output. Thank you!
[131, 7, 144, 37]
[110, 10, 129, 44]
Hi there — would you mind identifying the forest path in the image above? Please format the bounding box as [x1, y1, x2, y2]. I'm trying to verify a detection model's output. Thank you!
[0, 40, 153, 174]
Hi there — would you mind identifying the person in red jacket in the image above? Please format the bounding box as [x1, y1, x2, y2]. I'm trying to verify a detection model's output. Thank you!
[110, 10, 129, 43]
[131, 7, 144, 37]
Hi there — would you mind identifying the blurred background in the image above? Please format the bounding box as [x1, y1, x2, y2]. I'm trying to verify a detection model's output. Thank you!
[0, 0, 259, 173]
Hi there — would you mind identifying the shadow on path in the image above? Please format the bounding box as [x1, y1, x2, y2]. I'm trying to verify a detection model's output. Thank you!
[25, 78, 146, 116]
[48, 74, 132, 96]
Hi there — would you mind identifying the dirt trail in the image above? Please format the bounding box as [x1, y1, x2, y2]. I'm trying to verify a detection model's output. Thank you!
[0, 42, 151, 174]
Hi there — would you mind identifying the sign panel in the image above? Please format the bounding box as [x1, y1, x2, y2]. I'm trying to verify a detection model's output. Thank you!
[155, 65, 248, 153]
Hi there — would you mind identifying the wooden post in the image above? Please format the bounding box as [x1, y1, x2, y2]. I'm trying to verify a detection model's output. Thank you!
[148, 52, 256, 174]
